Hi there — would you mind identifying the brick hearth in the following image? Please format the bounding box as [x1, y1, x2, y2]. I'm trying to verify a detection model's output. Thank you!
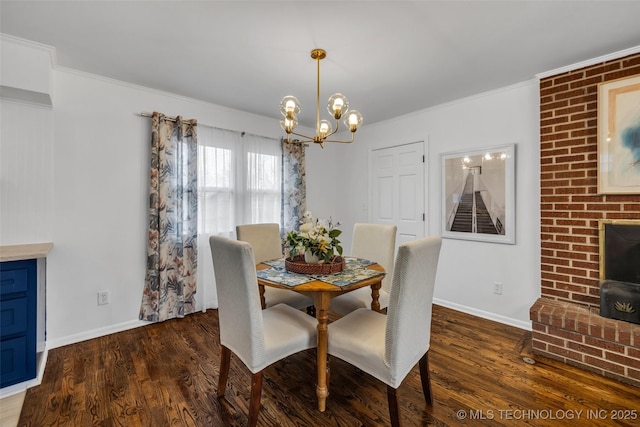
[531, 53, 640, 387]
[530, 298, 640, 386]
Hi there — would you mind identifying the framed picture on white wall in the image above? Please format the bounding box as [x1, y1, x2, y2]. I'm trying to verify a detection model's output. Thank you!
[440, 144, 515, 244]
[597, 74, 640, 194]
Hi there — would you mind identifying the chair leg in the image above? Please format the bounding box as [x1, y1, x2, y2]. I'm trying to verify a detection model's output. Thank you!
[419, 351, 433, 406]
[386, 385, 401, 427]
[259, 284, 267, 309]
[217, 345, 231, 398]
[248, 371, 263, 427]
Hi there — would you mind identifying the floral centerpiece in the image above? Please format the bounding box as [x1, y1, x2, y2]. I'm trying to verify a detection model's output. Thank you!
[284, 211, 343, 268]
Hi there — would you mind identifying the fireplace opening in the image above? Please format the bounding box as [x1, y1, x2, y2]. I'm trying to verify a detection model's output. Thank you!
[599, 219, 640, 325]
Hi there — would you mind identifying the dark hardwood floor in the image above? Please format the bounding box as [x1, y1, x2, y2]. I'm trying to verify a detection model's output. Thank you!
[18, 305, 640, 426]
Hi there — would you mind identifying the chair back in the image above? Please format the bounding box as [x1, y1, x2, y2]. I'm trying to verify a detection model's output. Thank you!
[384, 236, 442, 382]
[351, 223, 397, 292]
[210, 235, 266, 370]
[236, 223, 282, 263]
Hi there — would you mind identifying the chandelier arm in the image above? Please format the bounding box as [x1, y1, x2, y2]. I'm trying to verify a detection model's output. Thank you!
[322, 133, 356, 144]
[322, 121, 341, 139]
[288, 130, 316, 143]
[283, 139, 311, 146]
[289, 119, 353, 144]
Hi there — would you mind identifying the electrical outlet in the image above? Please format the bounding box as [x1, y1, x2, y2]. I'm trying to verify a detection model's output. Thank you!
[97, 291, 110, 305]
[493, 282, 503, 295]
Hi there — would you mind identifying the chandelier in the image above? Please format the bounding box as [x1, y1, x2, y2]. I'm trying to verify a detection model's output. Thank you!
[280, 49, 363, 148]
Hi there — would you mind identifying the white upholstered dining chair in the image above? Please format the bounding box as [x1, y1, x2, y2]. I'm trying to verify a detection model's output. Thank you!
[209, 235, 317, 427]
[236, 223, 314, 310]
[328, 236, 442, 427]
[329, 223, 397, 315]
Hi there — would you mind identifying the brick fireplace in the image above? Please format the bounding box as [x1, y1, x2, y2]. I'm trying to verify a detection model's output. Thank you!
[530, 53, 640, 387]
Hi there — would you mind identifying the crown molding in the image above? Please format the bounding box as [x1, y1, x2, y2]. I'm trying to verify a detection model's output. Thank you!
[0, 33, 57, 68]
[536, 45, 640, 79]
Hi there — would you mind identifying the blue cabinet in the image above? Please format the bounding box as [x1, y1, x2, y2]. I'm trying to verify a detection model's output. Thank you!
[0, 259, 37, 388]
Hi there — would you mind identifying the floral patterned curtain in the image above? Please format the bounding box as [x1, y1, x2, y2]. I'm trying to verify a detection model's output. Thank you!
[281, 140, 306, 234]
[140, 112, 198, 322]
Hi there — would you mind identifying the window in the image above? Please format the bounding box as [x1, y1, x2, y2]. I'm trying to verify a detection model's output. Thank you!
[197, 126, 282, 309]
[246, 150, 281, 224]
[197, 126, 282, 237]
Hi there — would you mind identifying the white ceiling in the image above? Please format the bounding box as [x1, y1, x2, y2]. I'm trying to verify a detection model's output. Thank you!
[2, 1, 640, 128]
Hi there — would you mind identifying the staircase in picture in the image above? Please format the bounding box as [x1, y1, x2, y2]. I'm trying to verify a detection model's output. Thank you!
[449, 174, 498, 234]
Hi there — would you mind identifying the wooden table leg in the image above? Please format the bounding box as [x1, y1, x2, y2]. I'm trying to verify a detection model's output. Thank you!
[258, 284, 266, 309]
[313, 292, 331, 412]
[370, 281, 382, 313]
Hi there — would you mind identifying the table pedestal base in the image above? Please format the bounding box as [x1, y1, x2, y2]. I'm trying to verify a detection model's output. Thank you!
[313, 292, 331, 411]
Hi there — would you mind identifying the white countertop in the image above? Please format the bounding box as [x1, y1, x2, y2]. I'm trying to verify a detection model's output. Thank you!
[0, 243, 54, 262]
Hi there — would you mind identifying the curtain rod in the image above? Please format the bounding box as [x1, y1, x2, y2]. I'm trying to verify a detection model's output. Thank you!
[140, 112, 188, 123]
[139, 112, 279, 142]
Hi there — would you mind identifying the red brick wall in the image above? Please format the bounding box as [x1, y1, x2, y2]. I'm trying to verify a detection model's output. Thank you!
[531, 53, 640, 387]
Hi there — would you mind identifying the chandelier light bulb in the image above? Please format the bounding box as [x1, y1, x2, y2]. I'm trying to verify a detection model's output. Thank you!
[280, 117, 298, 134]
[344, 110, 363, 132]
[280, 96, 300, 119]
[328, 93, 349, 119]
[318, 120, 333, 138]
[286, 100, 296, 111]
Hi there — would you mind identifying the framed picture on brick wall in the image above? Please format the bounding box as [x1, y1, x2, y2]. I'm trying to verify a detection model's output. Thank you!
[597, 74, 640, 194]
[440, 144, 515, 244]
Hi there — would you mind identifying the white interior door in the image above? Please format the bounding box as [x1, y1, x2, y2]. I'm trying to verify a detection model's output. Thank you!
[370, 141, 425, 251]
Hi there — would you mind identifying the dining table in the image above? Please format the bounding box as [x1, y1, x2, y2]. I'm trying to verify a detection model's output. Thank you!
[256, 257, 385, 412]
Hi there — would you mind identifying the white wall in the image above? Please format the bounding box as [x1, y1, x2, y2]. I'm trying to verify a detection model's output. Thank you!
[43, 66, 334, 347]
[332, 81, 541, 329]
[45, 66, 319, 346]
[304, 141, 340, 221]
[1, 99, 54, 244]
[1, 36, 54, 245]
[3, 36, 538, 351]
[0, 41, 337, 349]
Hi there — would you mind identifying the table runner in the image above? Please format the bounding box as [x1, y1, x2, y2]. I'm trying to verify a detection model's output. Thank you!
[258, 257, 383, 288]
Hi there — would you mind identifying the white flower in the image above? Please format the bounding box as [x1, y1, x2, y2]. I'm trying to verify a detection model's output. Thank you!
[285, 212, 343, 263]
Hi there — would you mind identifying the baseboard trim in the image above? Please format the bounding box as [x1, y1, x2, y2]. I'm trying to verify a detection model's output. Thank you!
[433, 298, 532, 331]
[46, 319, 149, 350]
[46, 302, 224, 351]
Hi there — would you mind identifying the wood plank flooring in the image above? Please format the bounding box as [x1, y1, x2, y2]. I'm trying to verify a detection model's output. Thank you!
[17, 305, 640, 426]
